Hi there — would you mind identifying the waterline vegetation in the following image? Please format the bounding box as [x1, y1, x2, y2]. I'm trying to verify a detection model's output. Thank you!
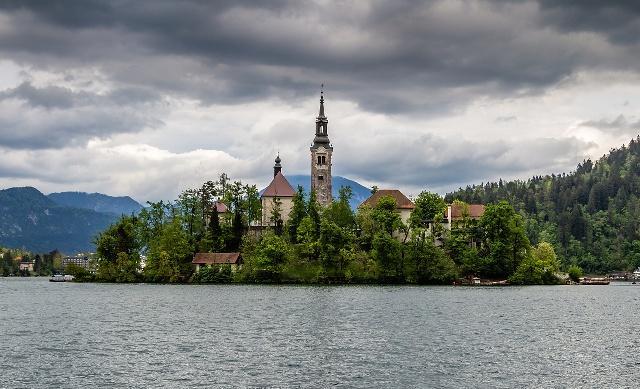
[79, 173, 563, 285]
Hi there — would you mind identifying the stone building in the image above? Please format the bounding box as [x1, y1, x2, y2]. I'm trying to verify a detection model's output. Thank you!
[310, 89, 333, 207]
[261, 155, 296, 226]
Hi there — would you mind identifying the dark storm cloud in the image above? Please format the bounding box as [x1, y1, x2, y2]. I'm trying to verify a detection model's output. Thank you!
[0, 0, 637, 115]
[1, 82, 76, 109]
[0, 82, 163, 149]
[536, 1, 640, 45]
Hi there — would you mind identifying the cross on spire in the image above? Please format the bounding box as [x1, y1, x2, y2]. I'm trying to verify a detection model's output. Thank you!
[319, 84, 325, 117]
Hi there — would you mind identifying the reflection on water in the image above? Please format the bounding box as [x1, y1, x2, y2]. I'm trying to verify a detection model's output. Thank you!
[1, 278, 639, 388]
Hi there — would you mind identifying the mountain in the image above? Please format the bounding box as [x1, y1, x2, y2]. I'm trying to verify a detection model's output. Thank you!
[48, 192, 143, 215]
[0, 187, 119, 254]
[285, 175, 372, 209]
[445, 136, 640, 273]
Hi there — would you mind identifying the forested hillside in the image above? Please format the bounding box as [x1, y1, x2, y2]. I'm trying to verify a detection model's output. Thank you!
[48, 192, 143, 215]
[446, 136, 640, 273]
[0, 187, 118, 253]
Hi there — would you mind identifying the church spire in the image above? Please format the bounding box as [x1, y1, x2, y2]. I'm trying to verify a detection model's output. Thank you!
[314, 85, 329, 141]
[310, 85, 333, 206]
[273, 153, 282, 177]
[319, 84, 325, 118]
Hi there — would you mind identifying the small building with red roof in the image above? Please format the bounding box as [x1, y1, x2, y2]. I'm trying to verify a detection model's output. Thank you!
[360, 189, 416, 226]
[443, 203, 485, 229]
[192, 252, 243, 272]
[261, 154, 296, 226]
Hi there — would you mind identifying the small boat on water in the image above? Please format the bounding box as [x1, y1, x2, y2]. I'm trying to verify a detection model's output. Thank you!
[580, 277, 610, 285]
[49, 274, 74, 282]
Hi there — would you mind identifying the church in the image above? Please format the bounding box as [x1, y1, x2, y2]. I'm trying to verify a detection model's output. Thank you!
[260, 89, 333, 226]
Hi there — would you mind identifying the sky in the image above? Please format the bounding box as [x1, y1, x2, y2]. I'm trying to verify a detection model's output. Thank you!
[0, 0, 639, 203]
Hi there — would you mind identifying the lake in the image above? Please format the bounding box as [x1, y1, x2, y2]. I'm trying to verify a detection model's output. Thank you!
[1, 278, 639, 388]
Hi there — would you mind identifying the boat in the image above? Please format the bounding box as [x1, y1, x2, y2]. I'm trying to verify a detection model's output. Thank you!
[580, 277, 610, 285]
[49, 274, 73, 282]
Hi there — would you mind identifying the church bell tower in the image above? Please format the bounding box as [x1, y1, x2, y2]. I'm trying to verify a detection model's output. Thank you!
[310, 87, 333, 206]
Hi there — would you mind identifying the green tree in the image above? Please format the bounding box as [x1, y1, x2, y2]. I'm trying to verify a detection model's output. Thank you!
[478, 201, 530, 279]
[324, 186, 356, 230]
[410, 191, 446, 228]
[371, 196, 401, 235]
[94, 215, 141, 282]
[318, 218, 351, 274]
[510, 242, 560, 285]
[307, 190, 321, 239]
[269, 196, 284, 235]
[372, 233, 403, 282]
[567, 264, 583, 283]
[144, 216, 191, 282]
[287, 186, 307, 243]
[407, 228, 458, 284]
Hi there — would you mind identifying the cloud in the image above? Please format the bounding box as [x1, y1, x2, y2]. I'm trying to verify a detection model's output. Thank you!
[339, 130, 596, 193]
[579, 114, 640, 135]
[536, 1, 640, 45]
[0, 1, 636, 116]
[0, 82, 164, 149]
[0, 1, 637, 201]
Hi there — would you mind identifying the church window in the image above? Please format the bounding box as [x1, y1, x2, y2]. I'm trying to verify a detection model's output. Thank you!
[317, 156, 322, 164]
[321, 156, 326, 164]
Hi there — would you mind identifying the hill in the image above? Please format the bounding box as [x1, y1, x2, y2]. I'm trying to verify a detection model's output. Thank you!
[446, 136, 640, 273]
[0, 187, 119, 254]
[285, 175, 371, 209]
[48, 192, 143, 215]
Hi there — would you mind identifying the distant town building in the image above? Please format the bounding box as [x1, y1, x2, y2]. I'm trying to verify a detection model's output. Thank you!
[19, 260, 34, 272]
[310, 88, 333, 207]
[62, 254, 91, 269]
[192, 252, 243, 272]
[261, 155, 296, 227]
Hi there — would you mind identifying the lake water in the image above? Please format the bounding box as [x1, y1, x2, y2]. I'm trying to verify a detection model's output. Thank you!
[1, 278, 639, 388]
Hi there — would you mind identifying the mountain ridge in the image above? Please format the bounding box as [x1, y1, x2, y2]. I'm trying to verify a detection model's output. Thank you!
[0, 187, 125, 254]
[48, 191, 143, 215]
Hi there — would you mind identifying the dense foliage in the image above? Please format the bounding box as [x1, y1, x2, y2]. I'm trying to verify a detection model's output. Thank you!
[89, 169, 563, 284]
[91, 174, 262, 283]
[446, 136, 640, 274]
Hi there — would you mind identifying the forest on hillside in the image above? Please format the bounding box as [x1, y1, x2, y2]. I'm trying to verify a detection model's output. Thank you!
[446, 136, 640, 273]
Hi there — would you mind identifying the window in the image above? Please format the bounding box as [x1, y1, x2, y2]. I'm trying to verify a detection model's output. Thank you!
[318, 175, 324, 180]
[317, 156, 322, 164]
[321, 156, 326, 164]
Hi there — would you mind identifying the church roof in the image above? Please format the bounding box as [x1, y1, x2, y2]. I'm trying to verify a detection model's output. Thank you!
[262, 171, 296, 198]
[360, 189, 415, 210]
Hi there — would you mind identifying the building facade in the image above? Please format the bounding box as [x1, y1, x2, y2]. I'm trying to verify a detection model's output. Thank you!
[310, 89, 333, 207]
[62, 255, 91, 269]
[261, 155, 296, 226]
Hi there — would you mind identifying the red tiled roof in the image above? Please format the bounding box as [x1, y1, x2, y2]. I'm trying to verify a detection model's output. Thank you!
[447, 204, 485, 219]
[214, 201, 229, 213]
[192, 252, 243, 265]
[261, 172, 295, 198]
[360, 189, 415, 209]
